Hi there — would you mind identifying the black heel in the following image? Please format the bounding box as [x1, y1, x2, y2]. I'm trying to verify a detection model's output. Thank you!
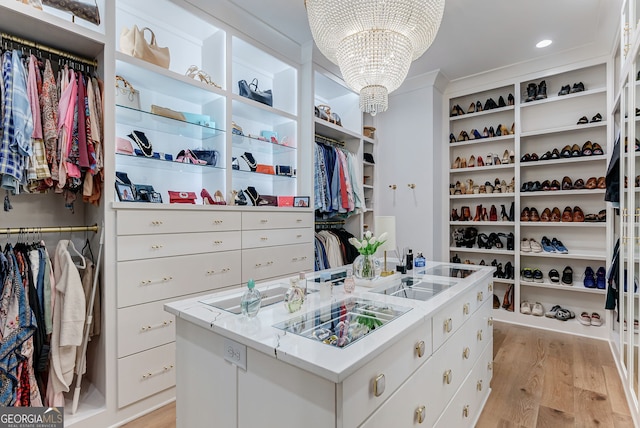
[464, 227, 478, 248]
[489, 232, 503, 249]
[500, 204, 509, 221]
[504, 261, 514, 279]
[509, 201, 515, 222]
[477, 233, 490, 249]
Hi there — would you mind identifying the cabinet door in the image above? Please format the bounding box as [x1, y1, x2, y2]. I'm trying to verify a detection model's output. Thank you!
[242, 211, 312, 230]
[117, 210, 241, 235]
[241, 243, 313, 282]
[117, 250, 241, 308]
[117, 230, 241, 261]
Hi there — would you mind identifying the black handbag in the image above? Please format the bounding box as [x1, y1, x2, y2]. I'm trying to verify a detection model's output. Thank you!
[191, 149, 219, 166]
[134, 184, 163, 203]
[238, 79, 273, 107]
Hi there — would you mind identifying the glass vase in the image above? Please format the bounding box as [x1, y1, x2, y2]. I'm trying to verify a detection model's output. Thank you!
[353, 254, 382, 281]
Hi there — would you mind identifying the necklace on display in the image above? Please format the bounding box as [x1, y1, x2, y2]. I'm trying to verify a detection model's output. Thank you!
[129, 131, 153, 157]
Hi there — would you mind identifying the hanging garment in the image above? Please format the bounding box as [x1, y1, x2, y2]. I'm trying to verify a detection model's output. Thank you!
[41, 59, 59, 185]
[26, 55, 50, 183]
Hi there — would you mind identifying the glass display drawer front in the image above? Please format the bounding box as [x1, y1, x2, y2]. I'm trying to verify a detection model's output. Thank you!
[371, 276, 458, 301]
[273, 298, 411, 349]
[422, 263, 482, 279]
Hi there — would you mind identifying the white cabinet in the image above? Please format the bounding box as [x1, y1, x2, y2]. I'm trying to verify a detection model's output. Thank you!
[447, 62, 610, 339]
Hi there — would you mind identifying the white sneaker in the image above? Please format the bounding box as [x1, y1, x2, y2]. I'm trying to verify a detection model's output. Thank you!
[521, 238, 531, 252]
[529, 239, 543, 253]
[532, 302, 544, 316]
[520, 301, 532, 315]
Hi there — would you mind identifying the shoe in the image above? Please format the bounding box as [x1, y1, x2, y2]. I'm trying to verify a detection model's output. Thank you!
[467, 102, 476, 114]
[502, 149, 510, 164]
[489, 205, 497, 221]
[476, 101, 483, 112]
[596, 176, 606, 189]
[539, 151, 552, 161]
[451, 209, 460, 221]
[541, 236, 555, 253]
[556, 308, 575, 321]
[592, 143, 604, 155]
[482, 206, 489, 221]
[521, 181, 531, 192]
[483, 127, 490, 138]
[540, 207, 551, 222]
[213, 190, 226, 205]
[521, 207, 530, 222]
[509, 202, 515, 222]
[590, 312, 603, 327]
[573, 178, 585, 189]
[530, 152, 539, 161]
[508, 93, 514, 105]
[450, 133, 457, 144]
[533, 268, 544, 282]
[245, 186, 269, 206]
[579, 312, 592, 326]
[577, 116, 589, 125]
[525, 83, 537, 102]
[590, 113, 602, 123]
[551, 207, 562, 222]
[473, 205, 482, 222]
[521, 238, 531, 252]
[477, 156, 484, 167]
[549, 269, 560, 283]
[472, 129, 483, 139]
[521, 268, 534, 282]
[551, 148, 561, 159]
[545, 305, 561, 318]
[460, 157, 467, 168]
[541, 180, 551, 191]
[596, 267, 606, 289]
[532, 302, 544, 317]
[561, 206, 573, 222]
[493, 294, 500, 309]
[201, 189, 215, 204]
[529, 239, 543, 253]
[582, 141, 593, 156]
[504, 261, 514, 279]
[558, 84, 571, 96]
[552, 238, 568, 254]
[450, 105, 461, 117]
[498, 96, 506, 107]
[562, 176, 573, 190]
[468, 155, 476, 168]
[584, 267, 596, 288]
[585, 177, 597, 189]
[560, 145, 572, 158]
[571, 144, 581, 157]
[530, 181, 543, 192]
[530, 207, 540, 221]
[573, 206, 585, 222]
[232, 157, 240, 170]
[535, 80, 547, 100]
[521, 153, 531, 162]
[505, 232, 515, 250]
[503, 284, 514, 311]
[235, 189, 248, 205]
[570, 82, 585, 93]
[500, 204, 509, 221]
[520, 301, 532, 315]
[550, 179, 561, 191]
[241, 152, 258, 171]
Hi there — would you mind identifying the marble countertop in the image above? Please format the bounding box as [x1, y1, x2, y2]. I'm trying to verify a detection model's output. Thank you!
[165, 261, 494, 383]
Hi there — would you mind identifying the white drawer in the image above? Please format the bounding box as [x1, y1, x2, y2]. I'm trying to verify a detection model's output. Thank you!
[432, 289, 474, 351]
[472, 338, 494, 412]
[242, 211, 312, 230]
[117, 231, 241, 261]
[242, 228, 313, 249]
[118, 298, 177, 358]
[459, 300, 492, 378]
[341, 318, 431, 428]
[241, 243, 313, 282]
[117, 342, 176, 408]
[117, 250, 241, 308]
[117, 210, 241, 235]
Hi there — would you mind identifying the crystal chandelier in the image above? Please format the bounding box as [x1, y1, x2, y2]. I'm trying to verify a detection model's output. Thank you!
[306, 0, 445, 115]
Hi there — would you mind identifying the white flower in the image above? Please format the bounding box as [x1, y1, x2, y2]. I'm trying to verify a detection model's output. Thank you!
[369, 237, 377, 245]
[378, 232, 388, 243]
[348, 237, 363, 249]
[365, 230, 372, 239]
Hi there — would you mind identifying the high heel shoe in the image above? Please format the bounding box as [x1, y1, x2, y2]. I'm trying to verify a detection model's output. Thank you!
[473, 129, 483, 140]
[451, 208, 460, 221]
[214, 190, 226, 205]
[507, 93, 514, 106]
[473, 205, 482, 221]
[201, 189, 215, 204]
[500, 204, 509, 221]
[241, 152, 258, 171]
[235, 189, 248, 206]
[450, 133, 457, 144]
[481, 207, 489, 221]
[502, 149, 510, 164]
[452, 156, 461, 169]
[467, 102, 476, 114]
[489, 205, 498, 221]
[468, 155, 476, 168]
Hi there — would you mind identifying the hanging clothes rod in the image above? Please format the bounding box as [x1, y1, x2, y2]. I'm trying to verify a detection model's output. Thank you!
[4, 224, 99, 235]
[1, 32, 98, 67]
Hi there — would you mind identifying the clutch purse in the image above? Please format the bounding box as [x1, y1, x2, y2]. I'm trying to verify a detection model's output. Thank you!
[256, 164, 275, 175]
[115, 75, 140, 110]
[191, 149, 219, 166]
[275, 165, 293, 177]
[116, 137, 134, 155]
[43, 0, 100, 25]
[151, 105, 186, 122]
[134, 184, 162, 203]
[119, 25, 170, 69]
[168, 191, 197, 204]
[182, 112, 215, 128]
[238, 78, 273, 107]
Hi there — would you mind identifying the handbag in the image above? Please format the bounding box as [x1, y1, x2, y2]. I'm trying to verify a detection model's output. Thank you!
[317, 105, 342, 126]
[191, 149, 219, 166]
[116, 137, 134, 155]
[238, 79, 273, 107]
[115, 76, 140, 110]
[119, 25, 170, 69]
[181, 112, 215, 128]
[168, 191, 197, 204]
[275, 165, 293, 177]
[256, 164, 275, 175]
[151, 105, 186, 122]
[42, 0, 100, 25]
[134, 184, 162, 203]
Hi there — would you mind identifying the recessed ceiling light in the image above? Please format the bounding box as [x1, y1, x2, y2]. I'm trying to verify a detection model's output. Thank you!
[536, 39, 552, 48]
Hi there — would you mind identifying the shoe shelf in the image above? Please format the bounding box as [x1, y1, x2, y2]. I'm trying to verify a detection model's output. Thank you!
[519, 87, 607, 108]
[520, 121, 606, 138]
[519, 222, 606, 228]
[116, 153, 226, 173]
[520, 189, 606, 197]
[449, 221, 515, 226]
[521, 250, 606, 261]
[449, 134, 514, 147]
[449, 105, 514, 121]
[116, 52, 225, 104]
[450, 193, 515, 199]
[449, 163, 515, 174]
[519, 155, 606, 168]
[520, 280, 606, 295]
[449, 247, 515, 255]
[231, 134, 296, 155]
[116, 105, 223, 140]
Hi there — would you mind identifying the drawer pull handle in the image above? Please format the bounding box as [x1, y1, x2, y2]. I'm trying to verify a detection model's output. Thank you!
[488, 317, 493, 326]
[163, 277, 173, 282]
[463, 347, 470, 359]
[477, 291, 484, 302]
[151, 244, 164, 250]
[267, 261, 274, 265]
[488, 362, 493, 370]
[488, 282, 493, 292]
[255, 263, 262, 267]
[140, 280, 152, 286]
[415, 340, 426, 358]
[141, 364, 174, 380]
[260, 219, 268, 223]
[477, 329, 483, 341]
[141, 319, 173, 332]
[292, 257, 298, 262]
[477, 380, 483, 391]
[261, 237, 268, 241]
[463, 303, 470, 315]
[214, 240, 223, 245]
[151, 220, 164, 225]
[140, 277, 172, 286]
[373, 374, 386, 397]
[296, 234, 302, 238]
[443, 370, 452, 385]
[444, 318, 452, 333]
[416, 406, 426, 424]
[213, 220, 223, 224]
[463, 405, 469, 418]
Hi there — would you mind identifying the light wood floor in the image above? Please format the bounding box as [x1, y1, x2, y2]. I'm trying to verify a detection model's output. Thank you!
[123, 322, 634, 428]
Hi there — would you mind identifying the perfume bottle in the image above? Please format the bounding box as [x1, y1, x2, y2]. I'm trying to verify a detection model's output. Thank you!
[344, 269, 355, 293]
[240, 279, 262, 318]
[284, 278, 305, 313]
[414, 252, 426, 268]
[406, 249, 413, 271]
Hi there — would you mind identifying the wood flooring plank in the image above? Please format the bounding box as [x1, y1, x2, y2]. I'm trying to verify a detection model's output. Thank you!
[121, 402, 176, 428]
[612, 412, 636, 428]
[603, 365, 632, 416]
[573, 340, 609, 395]
[535, 405, 575, 428]
[574, 387, 616, 427]
[539, 356, 574, 414]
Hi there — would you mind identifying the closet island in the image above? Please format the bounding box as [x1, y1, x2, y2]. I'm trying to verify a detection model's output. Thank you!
[165, 261, 495, 427]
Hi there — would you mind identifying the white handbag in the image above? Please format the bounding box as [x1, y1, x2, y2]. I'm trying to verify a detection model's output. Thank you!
[115, 76, 140, 110]
[119, 25, 170, 69]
